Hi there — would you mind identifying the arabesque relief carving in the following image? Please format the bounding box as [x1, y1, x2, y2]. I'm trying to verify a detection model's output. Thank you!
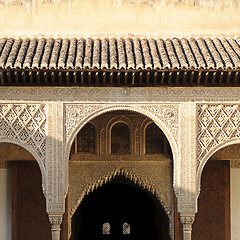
[0, 104, 46, 166]
[65, 104, 179, 146]
[197, 104, 240, 169]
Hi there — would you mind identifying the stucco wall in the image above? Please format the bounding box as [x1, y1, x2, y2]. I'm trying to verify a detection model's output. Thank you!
[0, 0, 239, 38]
[231, 169, 240, 240]
[0, 169, 12, 240]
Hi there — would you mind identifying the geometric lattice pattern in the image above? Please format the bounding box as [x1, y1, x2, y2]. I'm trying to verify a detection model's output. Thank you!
[0, 104, 46, 166]
[197, 104, 240, 168]
[123, 222, 130, 235]
[102, 222, 110, 235]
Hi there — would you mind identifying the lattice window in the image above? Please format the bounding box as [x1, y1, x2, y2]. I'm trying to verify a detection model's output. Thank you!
[77, 123, 95, 153]
[102, 222, 110, 235]
[111, 123, 130, 154]
[123, 222, 130, 235]
[146, 123, 166, 154]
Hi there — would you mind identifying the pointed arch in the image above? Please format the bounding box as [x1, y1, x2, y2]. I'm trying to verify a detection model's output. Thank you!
[0, 138, 47, 195]
[70, 167, 171, 218]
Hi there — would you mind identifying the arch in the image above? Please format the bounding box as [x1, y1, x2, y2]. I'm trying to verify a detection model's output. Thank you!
[140, 117, 152, 154]
[70, 170, 172, 239]
[65, 104, 178, 196]
[0, 138, 47, 195]
[196, 139, 240, 196]
[70, 168, 171, 218]
[106, 115, 134, 154]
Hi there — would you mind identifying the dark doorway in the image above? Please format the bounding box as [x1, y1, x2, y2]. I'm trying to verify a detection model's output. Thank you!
[192, 160, 230, 240]
[70, 176, 170, 240]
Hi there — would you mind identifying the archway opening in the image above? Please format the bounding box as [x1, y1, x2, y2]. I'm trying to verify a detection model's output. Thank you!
[69, 110, 174, 239]
[0, 142, 51, 240]
[70, 176, 170, 240]
[193, 143, 240, 240]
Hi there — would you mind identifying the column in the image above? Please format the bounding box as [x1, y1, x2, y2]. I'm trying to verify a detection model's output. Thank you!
[177, 102, 198, 240]
[49, 214, 63, 240]
[180, 214, 195, 240]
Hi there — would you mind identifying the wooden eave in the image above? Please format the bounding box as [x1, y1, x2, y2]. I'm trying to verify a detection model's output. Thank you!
[0, 37, 240, 86]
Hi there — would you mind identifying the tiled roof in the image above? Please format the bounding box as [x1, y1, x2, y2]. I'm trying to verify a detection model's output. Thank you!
[1, 37, 240, 70]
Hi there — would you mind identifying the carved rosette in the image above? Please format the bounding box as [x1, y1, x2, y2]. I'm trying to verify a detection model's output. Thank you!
[65, 104, 179, 146]
[0, 104, 46, 166]
[197, 104, 240, 169]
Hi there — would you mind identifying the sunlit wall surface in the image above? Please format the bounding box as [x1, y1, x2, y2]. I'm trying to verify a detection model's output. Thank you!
[0, 0, 239, 38]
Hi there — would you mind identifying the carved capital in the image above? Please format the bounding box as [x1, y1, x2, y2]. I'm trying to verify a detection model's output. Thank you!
[180, 215, 195, 225]
[48, 214, 63, 225]
[48, 214, 62, 240]
[180, 214, 195, 240]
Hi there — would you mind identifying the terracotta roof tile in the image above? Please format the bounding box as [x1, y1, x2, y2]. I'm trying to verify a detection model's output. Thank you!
[197, 38, 215, 69]
[148, 38, 161, 69]
[221, 39, 240, 69]
[58, 38, 69, 69]
[125, 38, 135, 69]
[32, 38, 45, 68]
[75, 38, 85, 69]
[0, 37, 240, 70]
[83, 38, 92, 69]
[0, 38, 14, 68]
[156, 38, 170, 69]
[118, 38, 127, 69]
[66, 38, 77, 69]
[109, 38, 117, 69]
[165, 39, 179, 69]
[101, 38, 109, 69]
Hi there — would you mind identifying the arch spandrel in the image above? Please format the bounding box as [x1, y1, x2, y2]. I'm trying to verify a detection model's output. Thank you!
[64, 104, 179, 161]
[197, 104, 240, 195]
[0, 139, 47, 195]
[0, 103, 47, 194]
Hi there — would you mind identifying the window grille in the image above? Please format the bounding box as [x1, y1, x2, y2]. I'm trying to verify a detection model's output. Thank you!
[146, 123, 165, 154]
[111, 123, 130, 154]
[102, 222, 110, 235]
[77, 123, 95, 153]
[123, 222, 130, 235]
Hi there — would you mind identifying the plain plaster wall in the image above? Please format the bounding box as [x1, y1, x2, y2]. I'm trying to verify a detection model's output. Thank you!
[0, 169, 12, 240]
[231, 169, 240, 240]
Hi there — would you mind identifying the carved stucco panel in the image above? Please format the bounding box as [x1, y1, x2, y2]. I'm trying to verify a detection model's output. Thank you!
[197, 104, 240, 169]
[0, 104, 47, 166]
[69, 160, 174, 238]
[65, 103, 179, 147]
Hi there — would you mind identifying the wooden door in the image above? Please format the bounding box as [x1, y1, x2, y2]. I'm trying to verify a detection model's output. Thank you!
[192, 160, 230, 240]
